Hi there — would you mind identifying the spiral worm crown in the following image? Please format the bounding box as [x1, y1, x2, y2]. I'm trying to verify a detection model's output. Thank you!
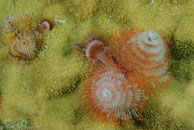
[1, 14, 43, 63]
[83, 54, 151, 124]
[108, 29, 171, 89]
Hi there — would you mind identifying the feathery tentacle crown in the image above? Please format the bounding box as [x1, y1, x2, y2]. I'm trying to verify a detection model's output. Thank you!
[81, 28, 172, 124]
[107, 29, 171, 89]
[83, 40, 152, 124]
[8, 33, 41, 62]
[0, 14, 44, 63]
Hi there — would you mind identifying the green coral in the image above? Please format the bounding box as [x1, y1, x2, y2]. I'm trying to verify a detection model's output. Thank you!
[170, 38, 194, 59]
[63, 0, 98, 23]
[32, 22, 87, 98]
[170, 58, 194, 82]
[142, 80, 194, 130]
[0, 0, 194, 130]
[169, 37, 194, 82]
[0, 119, 29, 130]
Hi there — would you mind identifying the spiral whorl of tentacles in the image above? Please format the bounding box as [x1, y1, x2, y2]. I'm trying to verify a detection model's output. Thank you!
[80, 39, 152, 124]
[0, 13, 52, 63]
[107, 29, 172, 89]
[73, 28, 172, 124]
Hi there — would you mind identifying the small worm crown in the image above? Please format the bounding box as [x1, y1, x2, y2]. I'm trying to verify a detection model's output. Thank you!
[8, 33, 41, 62]
[0, 13, 45, 63]
[1, 14, 40, 46]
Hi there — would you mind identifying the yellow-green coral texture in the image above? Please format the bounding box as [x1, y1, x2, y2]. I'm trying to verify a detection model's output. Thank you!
[0, 0, 194, 130]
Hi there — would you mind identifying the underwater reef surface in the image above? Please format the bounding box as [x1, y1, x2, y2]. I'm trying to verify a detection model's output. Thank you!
[0, 0, 193, 130]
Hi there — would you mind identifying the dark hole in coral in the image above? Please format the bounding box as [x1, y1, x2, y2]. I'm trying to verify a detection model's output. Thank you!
[134, 120, 143, 127]
[71, 107, 83, 125]
[62, 76, 82, 95]
[17, 30, 20, 34]
[169, 36, 194, 82]
[62, 45, 72, 56]
[148, 37, 151, 41]
[47, 77, 82, 99]
[169, 36, 194, 60]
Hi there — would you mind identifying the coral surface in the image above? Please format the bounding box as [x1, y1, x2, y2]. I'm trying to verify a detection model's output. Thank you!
[0, 0, 193, 130]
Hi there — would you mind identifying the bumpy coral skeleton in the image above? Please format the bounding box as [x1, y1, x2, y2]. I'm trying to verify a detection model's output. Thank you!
[0, 0, 193, 130]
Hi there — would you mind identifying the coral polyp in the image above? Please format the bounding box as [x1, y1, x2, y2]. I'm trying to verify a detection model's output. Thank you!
[7, 33, 41, 62]
[83, 54, 151, 124]
[107, 29, 172, 89]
